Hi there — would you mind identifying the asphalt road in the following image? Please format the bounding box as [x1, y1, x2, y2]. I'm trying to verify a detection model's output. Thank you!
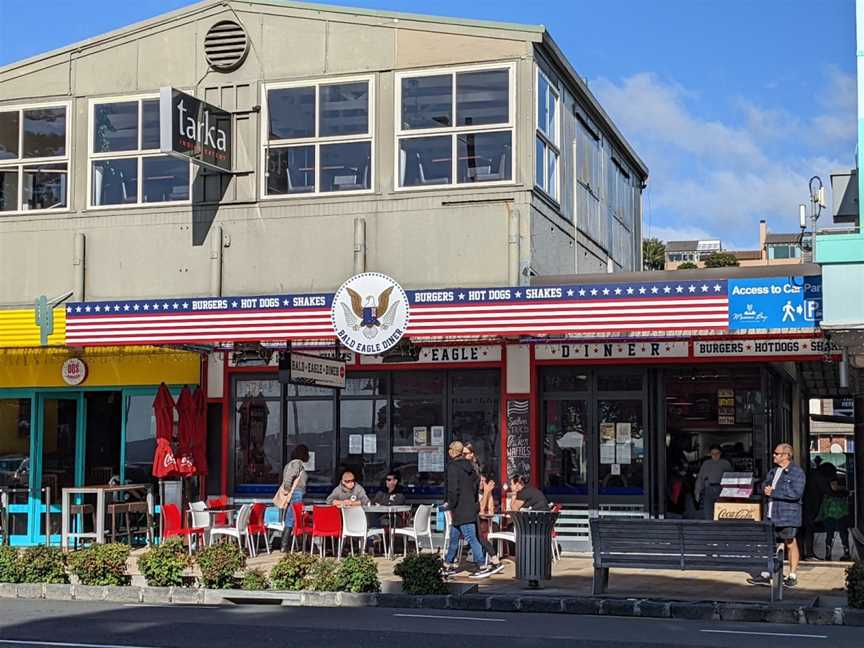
[0, 600, 858, 648]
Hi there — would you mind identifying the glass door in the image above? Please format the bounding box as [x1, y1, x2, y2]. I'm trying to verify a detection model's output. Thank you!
[543, 399, 591, 498]
[0, 395, 34, 545]
[34, 393, 84, 543]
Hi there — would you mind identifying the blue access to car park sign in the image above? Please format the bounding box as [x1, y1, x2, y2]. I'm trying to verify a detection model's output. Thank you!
[728, 276, 822, 330]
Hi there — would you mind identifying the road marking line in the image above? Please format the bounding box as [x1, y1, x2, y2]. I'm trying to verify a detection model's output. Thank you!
[0, 640, 161, 648]
[393, 613, 507, 623]
[700, 630, 827, 639]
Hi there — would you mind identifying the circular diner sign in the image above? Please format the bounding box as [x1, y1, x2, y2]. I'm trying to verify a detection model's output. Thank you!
[331, 273, 410, 355]
[61, 358, 88, 386]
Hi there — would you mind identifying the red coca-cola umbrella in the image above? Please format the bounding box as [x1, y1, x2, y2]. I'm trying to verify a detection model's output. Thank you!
[175, 386, 197, 477]
[191, 386, 208, 476]
[152, 383, 179, 478]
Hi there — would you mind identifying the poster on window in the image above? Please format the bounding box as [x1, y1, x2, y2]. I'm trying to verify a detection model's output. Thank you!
[413, 426, 428, 446]
[615, 422, 631, 444]
[600, 423, 616, 444]
[600, 442, 616, 465]
[363, 434, 377, 454]
[616, 443, 632, 464]
[418, 448, 445, 472]
[505, 400, 530, 482]
[304, 452, 316, 472]
[430, 426, 445, 446]
[348, 434, 363, 455]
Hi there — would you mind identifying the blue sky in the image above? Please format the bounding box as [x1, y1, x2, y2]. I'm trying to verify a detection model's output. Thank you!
[0, 0, 857, 248]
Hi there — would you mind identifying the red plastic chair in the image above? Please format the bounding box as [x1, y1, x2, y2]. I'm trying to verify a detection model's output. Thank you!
[207, 496, 229, 528]
[290, 501, 312, 553]
[246, 502, 270, 556]
[311, 505, 342, 557]
[162, 503, 205, 555]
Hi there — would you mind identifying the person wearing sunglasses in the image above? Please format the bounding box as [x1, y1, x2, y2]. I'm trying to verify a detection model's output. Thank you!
[747, 444, 806, 589]
[373, 471, 407, 507]
[326, 469, 370, 508]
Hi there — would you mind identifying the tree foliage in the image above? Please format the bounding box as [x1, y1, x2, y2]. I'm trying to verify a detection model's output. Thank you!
[677, 262, 698, 270]
[642, 238, 666, 271]
[702, 252, 740, 268]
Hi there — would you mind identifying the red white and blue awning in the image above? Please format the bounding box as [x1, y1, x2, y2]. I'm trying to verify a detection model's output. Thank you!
[65, 279, 730, 346]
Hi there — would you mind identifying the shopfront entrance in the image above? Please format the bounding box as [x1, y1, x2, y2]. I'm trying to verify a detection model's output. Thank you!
[540, 367, 649, 510]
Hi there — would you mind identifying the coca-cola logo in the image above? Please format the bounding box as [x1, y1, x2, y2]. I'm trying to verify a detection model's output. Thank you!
[716, 507, 758, 520]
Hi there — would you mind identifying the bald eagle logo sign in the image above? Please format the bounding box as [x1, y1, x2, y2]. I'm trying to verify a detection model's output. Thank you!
[332, 273, 410, 355]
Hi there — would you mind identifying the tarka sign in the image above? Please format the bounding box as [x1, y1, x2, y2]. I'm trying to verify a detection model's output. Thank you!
[331, 273, 409, 355]
[160, 87, 232, 172]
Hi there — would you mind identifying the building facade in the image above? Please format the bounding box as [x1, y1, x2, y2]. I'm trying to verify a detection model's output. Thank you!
[0, 0, 647, 545]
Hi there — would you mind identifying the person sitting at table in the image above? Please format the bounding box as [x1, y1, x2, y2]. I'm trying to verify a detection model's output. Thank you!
[326, 469, 370, 507]
[373, 470, 407, 507]
[509, 474, 550, 511]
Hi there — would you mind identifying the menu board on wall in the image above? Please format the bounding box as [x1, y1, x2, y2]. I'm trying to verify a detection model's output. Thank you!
[718, 388, 735, 425]
[506, 400, 531, 482]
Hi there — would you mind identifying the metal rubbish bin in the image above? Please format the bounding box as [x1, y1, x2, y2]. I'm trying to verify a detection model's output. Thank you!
[510, 510, 556, 588]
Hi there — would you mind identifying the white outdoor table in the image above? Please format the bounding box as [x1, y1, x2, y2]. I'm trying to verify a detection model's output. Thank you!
[61, 484, 154, 550]
[363, 504, 411, 559]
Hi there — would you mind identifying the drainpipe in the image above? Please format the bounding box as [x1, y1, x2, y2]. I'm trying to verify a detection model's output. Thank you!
[210, 225, 223, 297]
[72, 233, 86, 301]
[353, 217, 367, 274]
[507, 203, 519, 285]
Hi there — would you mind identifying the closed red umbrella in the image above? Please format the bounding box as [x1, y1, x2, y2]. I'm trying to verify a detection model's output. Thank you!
[176, 386, 197, 477]
[152, 383, 179, 478]
[191, 386, 208, 476]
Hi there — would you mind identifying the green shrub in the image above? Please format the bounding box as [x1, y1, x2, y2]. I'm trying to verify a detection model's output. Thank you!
[19, 545, 67, 584]
[137, 538, 190, 587]
[307, 558, 340, 592]
[0, 546, 21, 583]
[270, 553, 318, 591]
[196, 541, 245, 589]
[241, 568, 269, 591]
[0, 545, 21, 583]
[67, 543, 130, 586]
[394, 553, 448, 595]
[336, 554, 380, 593]
[847, 561, 864, 609]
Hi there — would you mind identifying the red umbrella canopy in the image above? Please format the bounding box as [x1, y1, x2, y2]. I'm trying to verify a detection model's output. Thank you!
[176, 386, 197, 477]
[152, 383, 179, 478]
[191, 386, 208, 476]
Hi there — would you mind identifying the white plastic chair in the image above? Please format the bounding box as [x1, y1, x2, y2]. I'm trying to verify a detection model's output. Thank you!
[394, 504, 434, 558]
[188, 501, 212, 549]
[210, 503, 253, 554]
[265, 506, 285, 548]
[441, 509, 463, 563]
[338, 507, 387, 557]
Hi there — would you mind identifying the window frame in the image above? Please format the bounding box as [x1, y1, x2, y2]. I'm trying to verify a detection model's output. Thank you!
[87, 94, 192, 211]
[608, 156, 633, 229]
[394, 62, 517, 193]
[260, 74, 376, 200]
[0, 100, 72, 216]
[534, 66, 560, 203]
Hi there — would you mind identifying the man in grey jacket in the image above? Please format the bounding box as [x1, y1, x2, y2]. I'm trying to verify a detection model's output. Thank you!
[326, 469, 370, 507]
[748, 443, 806, 588]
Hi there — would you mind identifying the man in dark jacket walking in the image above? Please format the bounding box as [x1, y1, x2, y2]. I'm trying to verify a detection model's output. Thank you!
[443, 441, 493, 577]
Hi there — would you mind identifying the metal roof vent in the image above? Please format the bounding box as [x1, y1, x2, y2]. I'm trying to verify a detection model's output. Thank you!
[204, 20, 249, 72]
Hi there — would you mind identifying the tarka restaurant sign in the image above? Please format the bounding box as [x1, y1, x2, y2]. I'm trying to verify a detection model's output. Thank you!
[160, 87, 232, 172]
[331, 273, 410, 355]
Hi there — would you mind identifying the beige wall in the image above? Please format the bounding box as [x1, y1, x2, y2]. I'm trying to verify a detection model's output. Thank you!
[0, 1, 640, 304]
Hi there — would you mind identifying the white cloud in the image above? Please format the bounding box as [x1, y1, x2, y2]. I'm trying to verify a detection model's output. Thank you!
[592, 72, 857, 249]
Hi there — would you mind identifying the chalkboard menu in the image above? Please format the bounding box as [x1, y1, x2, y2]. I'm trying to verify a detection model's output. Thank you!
[506, 400, 531, 482]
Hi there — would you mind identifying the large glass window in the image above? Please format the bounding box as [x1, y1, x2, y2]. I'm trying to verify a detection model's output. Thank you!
[286, 398, 335, 496]
[234, 379, 282, 489]
[535, 68, 560, 200]
[90, 97, 190, 207]
[264, 78, 372, 196]
[0, 398, 31, 535]
[451, 371, 500, 482]
[397, 65, 513, 189]
[0, 105, 69, 213]
[544, 399, 589, 495]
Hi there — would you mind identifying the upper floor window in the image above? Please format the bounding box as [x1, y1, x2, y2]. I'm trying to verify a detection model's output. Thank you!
[0, 104, 69, 213]
[263, 77, 373, 196]
[576, 116, 602, 198]
[89, 97, 190, 208]
[396, 64, 514, 189]
[608, 158, 634, 229]
[535, 68, 559, 201]
[768, 244, 799, 260]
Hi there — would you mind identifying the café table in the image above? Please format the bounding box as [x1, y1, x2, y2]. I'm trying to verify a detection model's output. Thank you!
[363, 504, 411, 559]
[61, 484, 154, 550]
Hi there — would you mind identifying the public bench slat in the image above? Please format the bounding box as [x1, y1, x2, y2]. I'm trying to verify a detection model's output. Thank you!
[590, 518, 784, 602]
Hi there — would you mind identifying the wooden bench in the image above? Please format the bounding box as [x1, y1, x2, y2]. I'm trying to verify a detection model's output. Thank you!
[589, 518, 785, 602]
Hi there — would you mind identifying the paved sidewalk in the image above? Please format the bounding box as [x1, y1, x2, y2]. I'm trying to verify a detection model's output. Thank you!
[235, 550, 848, 605]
